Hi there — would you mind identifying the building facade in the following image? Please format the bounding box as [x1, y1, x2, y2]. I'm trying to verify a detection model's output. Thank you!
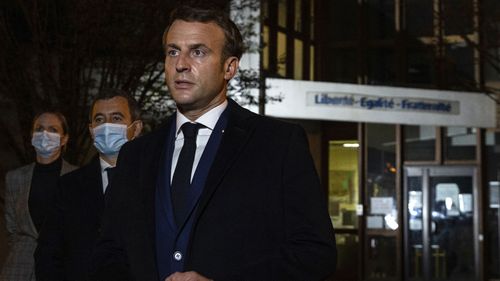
[253, 0, 500, 280]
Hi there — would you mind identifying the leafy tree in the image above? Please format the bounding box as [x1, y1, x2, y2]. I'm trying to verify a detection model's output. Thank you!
[0, 0, 266, 168]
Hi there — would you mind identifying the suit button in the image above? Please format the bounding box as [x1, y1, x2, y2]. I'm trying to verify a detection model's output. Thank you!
[173, 251, 182, 261]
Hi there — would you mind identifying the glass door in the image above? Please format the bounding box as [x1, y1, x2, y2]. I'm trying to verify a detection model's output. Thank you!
[328, 140, 360, 281]
[404, 166, 478, 281]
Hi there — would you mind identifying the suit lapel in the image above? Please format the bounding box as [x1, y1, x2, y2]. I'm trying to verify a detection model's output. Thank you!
[194, 100, 256, 220]
[144, 117, 176, 239]
[22, 164, 38, 236]
[85, 157, 105, 212]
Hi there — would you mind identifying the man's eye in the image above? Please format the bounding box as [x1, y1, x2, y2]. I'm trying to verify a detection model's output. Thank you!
[112, 116, 123, 122]
[167, 50, 179, 57]
[192, 49, 205, 57]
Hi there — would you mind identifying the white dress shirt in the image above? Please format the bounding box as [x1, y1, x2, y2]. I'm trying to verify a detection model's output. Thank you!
[99, 158, 113, 193]
[171, 100, 228, 183]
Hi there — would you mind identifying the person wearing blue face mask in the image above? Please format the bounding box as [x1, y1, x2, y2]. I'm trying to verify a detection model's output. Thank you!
[34, 88, 143, 281]
[1, 110, 78, 281]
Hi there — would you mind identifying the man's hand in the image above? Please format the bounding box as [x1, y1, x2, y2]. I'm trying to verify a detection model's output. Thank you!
[165, 271, 213, 281]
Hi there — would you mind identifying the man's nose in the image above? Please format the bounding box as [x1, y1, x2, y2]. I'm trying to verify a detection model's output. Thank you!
[175, 54, 190, 72]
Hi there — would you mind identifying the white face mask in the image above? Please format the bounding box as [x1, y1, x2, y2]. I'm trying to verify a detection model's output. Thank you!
[93, 123, 130, 156]
[31, 131, 61, 159]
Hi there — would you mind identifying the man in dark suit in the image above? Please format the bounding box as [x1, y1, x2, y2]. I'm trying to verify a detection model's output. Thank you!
[34, 89, 143, 281]
[91, 5, 336, 281]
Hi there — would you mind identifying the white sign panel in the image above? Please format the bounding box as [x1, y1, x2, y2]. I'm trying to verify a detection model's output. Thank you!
[265, 78, 496, 128]
[367, 216, 384, 229]
[370, 197, 394, 215]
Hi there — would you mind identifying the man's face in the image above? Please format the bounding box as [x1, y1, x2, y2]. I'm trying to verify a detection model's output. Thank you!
[164, 20, 239, 115]
[89, 96, 140, 140]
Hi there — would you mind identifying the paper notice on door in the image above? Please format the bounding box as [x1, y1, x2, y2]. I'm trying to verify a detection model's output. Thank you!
[366, 216, 384, 229]
[409, 218, 422, 231]
[370, 197, 393, 215]
[458, 193, 472, 213]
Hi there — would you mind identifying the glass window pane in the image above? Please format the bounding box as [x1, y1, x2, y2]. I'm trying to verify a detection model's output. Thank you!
[277, 31, 287, 77]
[294, 39, 303, 80]
[328, 0, 358, 41]
[366, 124, 397, 230]
[484, 47, 500, 85]
[407, 176, 424, 279]
[366, 0, 395, 39]
[263, 25, 269, 70]
[442, 0, 473, 35]
[310, 0, 315, 39]
[485, 131, 500, 279]
[328, 141, 359, 229]
[444, 44, 475, 90]
[278, 0, 287, 28]
[430, 174, 474, 280]
[262, 0, 269, 20]
[366, 236, 398, 279]
[483, 0, 500, 88]
[335, 233, 360, 279]
[444, 127, 477, 161]
[404, 125, 436, 161]
[407, 47, 434, 86]
[294, 0, 302, 32]
[310, 45, 315, 80]
[324, 48, 357, 83]
[368, 48, 396, 85]
[406, 0, 433, 37]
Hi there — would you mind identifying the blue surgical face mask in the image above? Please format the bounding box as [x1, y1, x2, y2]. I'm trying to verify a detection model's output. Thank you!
[31, 131, 61, 159]
[92, 123, 130, 156]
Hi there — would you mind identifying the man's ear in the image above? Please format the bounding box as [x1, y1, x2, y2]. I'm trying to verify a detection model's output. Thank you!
[224, 57, 239, 80]
[132, 120, 143, 139]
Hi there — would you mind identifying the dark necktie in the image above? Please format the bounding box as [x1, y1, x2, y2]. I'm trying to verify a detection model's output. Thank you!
[171, 122, 203, 226]
[105, 167, 116, 191]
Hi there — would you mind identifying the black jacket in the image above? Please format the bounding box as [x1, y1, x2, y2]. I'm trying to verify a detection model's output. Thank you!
[91, 99, 337, 281]
[35, 157, 105, 281]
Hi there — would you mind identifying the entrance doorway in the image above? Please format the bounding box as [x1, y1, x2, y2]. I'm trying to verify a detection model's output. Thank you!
[404, 166, 478, 281]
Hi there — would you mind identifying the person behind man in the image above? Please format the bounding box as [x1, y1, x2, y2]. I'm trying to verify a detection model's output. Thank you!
[91, 5, 336, 281]
[1, 110, 77, 281]
[34, 89, 143, 281]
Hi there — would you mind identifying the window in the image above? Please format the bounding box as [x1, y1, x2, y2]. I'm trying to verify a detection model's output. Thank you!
[485, 131, 500, 279]
[406, 0, 433, 37]
[278, 0, 287, 28]
[294, 39, 303, 79]
[444, 127, 477, 161]
[262, 0, 316, 80]
[366, 0, 396, 39]
[404, 125, 437, 162]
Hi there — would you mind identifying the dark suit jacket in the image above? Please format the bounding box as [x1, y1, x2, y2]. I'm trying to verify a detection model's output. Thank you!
[35, 157, 105, 281]
[91, 99, 337, 281]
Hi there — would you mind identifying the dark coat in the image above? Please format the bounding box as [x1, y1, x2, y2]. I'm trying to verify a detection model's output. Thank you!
[2, 160, 77, 281]
[91, 99, 337, 281]
[35, 157, 105, 281]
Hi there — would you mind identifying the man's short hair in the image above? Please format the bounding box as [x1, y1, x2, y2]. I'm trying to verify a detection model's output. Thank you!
[162, 5, 244, 61]
[89, 89, 141, 122]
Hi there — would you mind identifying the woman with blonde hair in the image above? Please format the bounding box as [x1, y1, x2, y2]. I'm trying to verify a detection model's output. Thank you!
[1, 110, 77, 281]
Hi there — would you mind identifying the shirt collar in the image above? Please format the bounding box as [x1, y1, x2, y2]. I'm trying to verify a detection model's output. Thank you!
[175, 99, 228, 137]
[99, 157, 113, 173]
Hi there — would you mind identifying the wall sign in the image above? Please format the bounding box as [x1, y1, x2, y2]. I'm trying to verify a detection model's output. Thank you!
[265, 78, 496, 128]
